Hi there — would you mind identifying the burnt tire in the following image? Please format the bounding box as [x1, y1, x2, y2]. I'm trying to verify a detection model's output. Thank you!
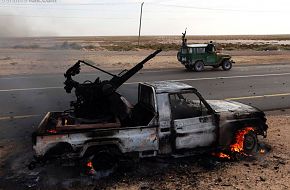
[28, 161, 37, 170]
[243, 131, 258, 155]
[222, 60, 232, 71]
[92, 151, 118, 171]
[177, 52, 181, 61]
[83, 148, 119, 175]
[194, 61, 204, 72]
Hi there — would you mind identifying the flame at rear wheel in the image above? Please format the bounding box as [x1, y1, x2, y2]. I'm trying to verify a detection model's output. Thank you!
[83, 149, 119, 176]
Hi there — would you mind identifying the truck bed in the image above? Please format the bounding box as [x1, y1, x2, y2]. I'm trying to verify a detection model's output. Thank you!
[33, 112, 159, 158]
[37, 112, 121, 134]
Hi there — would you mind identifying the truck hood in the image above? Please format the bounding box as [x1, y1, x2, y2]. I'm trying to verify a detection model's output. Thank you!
[217, 53, 231, 57]
[207, 100, 258, 113]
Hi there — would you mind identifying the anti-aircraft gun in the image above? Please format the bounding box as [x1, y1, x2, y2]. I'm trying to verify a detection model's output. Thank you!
[63, 49, 162, 124]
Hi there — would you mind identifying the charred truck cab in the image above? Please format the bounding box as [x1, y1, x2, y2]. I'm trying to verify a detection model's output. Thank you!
[177, 29, 235, 71]
[31, 50, 267, 172]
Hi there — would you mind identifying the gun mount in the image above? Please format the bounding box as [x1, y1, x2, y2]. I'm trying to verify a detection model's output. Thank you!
[64, 49, 162, 123]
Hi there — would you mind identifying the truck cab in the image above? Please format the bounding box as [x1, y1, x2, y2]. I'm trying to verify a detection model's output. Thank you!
[143, 81, 217, 155]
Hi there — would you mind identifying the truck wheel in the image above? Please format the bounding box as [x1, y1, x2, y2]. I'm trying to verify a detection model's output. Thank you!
[222, 60, 232, 71]
[177, 52, 181, 61]
[84, 149, 119, 175]
[185, 64, 193, 71]
[243, 131, 258, 155]
[194, 61, 204, 72]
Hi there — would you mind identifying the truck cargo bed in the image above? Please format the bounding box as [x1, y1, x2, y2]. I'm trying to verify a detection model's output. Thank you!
[37, 112, 121, 135]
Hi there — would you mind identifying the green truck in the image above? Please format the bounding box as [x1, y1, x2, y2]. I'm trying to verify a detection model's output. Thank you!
[177, 31, 235, 72]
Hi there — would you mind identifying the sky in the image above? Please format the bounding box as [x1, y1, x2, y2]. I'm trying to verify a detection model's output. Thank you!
[0, 0, 290, 37]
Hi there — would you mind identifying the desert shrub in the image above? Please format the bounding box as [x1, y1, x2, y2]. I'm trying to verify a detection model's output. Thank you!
[0, 56, 11, 60]
[59, 41, 82, 50]
[13, 44, 40, 49]
[83, 44, 97, 50]
[280, 45, 290, 50]
[256, 45, 279, 51]
[102, 44, 136, 51]
[140, 43, 179, 51]
[101, 42, 179, 51]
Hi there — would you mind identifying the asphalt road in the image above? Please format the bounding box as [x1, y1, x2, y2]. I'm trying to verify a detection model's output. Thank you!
[0, 63, 290, 139]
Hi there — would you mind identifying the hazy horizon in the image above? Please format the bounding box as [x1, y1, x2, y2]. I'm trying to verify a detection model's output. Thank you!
[2, 34, 290, 39]
[0, 0, 290, 37]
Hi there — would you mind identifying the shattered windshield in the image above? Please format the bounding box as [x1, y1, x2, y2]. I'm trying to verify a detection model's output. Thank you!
[169, 92, 208, 119]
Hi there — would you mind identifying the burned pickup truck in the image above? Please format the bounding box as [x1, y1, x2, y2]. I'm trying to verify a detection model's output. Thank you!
[31, 50, 268, 172]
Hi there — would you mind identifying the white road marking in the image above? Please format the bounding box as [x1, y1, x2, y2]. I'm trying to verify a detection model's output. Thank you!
[0, 69, 178, 80]
[0, 114, 40, 121]
[1, 91, 290, 121]
[126, 72, 290, 84]
[169, 72, 290, 82]
[0, 86, 63, 92]
[1, 92, 290, 121]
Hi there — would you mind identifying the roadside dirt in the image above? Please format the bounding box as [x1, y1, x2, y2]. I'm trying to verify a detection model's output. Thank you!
[0, 112, 289, 190]
[0, 48, 290, 76]
[0, 140, 15, 177]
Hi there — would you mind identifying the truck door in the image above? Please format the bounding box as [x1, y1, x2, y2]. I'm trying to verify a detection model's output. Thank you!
[206, 45, 217, 65]
[169, 91, 217, 150]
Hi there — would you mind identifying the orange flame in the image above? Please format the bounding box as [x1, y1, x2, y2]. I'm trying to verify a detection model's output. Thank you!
[212, 152, 231, 159]
[260, 149, 265, 154]
[86, 161, 95, 175]
[47, 129, 57, 133]
[212, 127, 255, 159]
[87, 161, 93, 168]
[230, 127, 254, 153]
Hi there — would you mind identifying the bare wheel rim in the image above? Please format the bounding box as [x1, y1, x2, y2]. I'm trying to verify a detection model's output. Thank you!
[243, 133, 256, 151]
[195, 61, 204, 71]
[223, 61, 231, 69]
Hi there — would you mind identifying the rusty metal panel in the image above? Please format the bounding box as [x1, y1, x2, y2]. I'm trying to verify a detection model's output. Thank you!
[33, 133, 89, 157]
[173, 116, 216, 149]
[116, 127, 158, 153]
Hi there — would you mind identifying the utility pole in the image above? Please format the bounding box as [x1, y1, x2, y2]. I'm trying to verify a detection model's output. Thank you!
[138, 2, 144, 47]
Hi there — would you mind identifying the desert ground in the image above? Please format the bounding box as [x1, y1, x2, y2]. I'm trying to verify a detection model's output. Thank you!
[0, 35, 290, 189]
[1, 35, 290, 76]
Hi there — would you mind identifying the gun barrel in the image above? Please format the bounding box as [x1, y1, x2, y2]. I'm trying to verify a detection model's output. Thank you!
[111, 49, 162, 89]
